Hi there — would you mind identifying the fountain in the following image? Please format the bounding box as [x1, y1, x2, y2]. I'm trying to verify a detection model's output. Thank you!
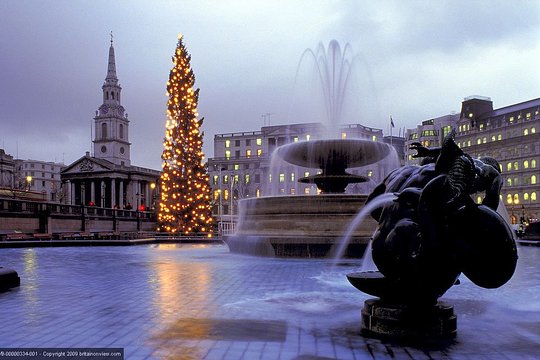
[346, 133, 518, 339]
[225, 40, 398, 257]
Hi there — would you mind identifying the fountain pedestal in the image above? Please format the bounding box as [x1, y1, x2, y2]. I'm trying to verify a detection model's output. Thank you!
[361, 299, 456, 339]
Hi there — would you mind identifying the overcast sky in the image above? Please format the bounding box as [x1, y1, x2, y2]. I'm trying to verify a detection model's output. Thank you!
[1, 0, 539, 170]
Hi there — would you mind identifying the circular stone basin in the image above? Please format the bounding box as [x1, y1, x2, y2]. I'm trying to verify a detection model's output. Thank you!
[276, 139, 391, 173]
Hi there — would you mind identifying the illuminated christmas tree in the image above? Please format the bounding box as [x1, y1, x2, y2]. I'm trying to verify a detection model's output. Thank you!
[158, 34, 213, 235]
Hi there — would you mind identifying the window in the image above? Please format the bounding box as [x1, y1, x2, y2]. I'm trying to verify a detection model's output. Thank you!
[235, 150, 240, 158]
[268, 174, 272, 183]
[491, 135, 496, 142]
[254, 174, 260, 183]
[532, 175, 537, 185]
[514, 193, 520, 204]
[256, 138, 262, 146]
[372, 135, 377, 141]
[506, 194, 512, 204]
[223, 176, 228, 184]
[225, 150, 231, 160]
[234, 175, 239, 184]
[507, 163, 512, 172]
[524, 129, 529, 136]
[224, 189, 229, 200]
[476, 138, 481, 145]
[234, 164, 240, 170]
[477, 196, 482, 204]
[341, 132, 347, 139]
[532, 192, 537, 201]
[256, 188, 261, 197]
[279, 173, 285, 183]
[246, 139, 251, 146]
[235, 140, 240, 147]
[421, 130, 437, 136]
[213, 175, 218, 185]
[306, 134, 311, 141]
[119, 124, 124, 138]
[497, 134, 502, 140]
[293, 136, 299, 142]
[524, 160, 529, 169]
[442, 126, 452, 138]
[532, 160, 537, 168]
[102, 123, 107, 138]
[213, 190, 220, 200]
[225, 140, 230, 148]
[290, 173, 295, 182]
[367, 170, 373, 177]
[304, 171, 310, 177]
[532, 127, 537, 134]
[304, 187, 311, 194]
[513, 162, 519, 171]
[507, 178, 512, 186]
[246, 149, 252, 158]
[244, 174, 250, 184]
[257, 149, 262, 157]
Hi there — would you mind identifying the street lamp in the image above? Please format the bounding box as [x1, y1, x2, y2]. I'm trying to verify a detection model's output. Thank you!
[150, 182, 156, 210]
[25, 175, 32, 191]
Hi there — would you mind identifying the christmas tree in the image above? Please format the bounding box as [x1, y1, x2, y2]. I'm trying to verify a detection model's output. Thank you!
[158, 34, 213, 235]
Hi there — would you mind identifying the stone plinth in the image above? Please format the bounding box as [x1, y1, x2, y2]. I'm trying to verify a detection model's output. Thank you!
[361, 299, 457, 339]
[0, 267, 20, 291]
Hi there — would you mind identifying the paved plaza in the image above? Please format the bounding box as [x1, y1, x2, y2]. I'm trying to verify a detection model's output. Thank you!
[0, 244, 539, 359]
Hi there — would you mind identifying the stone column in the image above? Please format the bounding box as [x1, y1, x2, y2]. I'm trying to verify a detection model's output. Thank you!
[119, 180, 124, 208]
[111, 178, 116, 208]
[90, 181, 95, 204]
[133, 180, 140, 208]
[70, 181, 76, 205]
[144, 182, 150, 209]
[100, 180, 106, 207]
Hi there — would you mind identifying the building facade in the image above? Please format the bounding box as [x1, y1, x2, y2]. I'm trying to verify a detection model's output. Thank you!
[405, 96, 539, 224]
[0, 149, 15, 189]
[208, 122, 403, 224]
[61, 38, 160, 210]
[15, 159, 65, 202]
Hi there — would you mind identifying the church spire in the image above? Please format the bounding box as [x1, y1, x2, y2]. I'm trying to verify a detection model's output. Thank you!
[106, 31, 118, 84]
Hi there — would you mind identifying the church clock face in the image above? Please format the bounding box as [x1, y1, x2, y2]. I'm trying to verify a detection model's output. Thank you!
[101, 145, 107, 153]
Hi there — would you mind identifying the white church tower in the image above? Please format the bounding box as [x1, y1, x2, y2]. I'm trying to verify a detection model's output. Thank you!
[93, 34, 131, 166]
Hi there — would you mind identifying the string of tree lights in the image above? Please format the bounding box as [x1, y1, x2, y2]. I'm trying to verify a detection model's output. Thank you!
[157, 34, 213, 235]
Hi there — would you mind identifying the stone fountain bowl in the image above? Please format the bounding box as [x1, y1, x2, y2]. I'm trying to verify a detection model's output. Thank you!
[276, 139, 391, 173]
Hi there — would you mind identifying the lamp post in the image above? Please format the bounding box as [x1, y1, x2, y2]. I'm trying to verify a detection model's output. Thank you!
[150, 182, 156, 211]
[25, 175, 32, 191]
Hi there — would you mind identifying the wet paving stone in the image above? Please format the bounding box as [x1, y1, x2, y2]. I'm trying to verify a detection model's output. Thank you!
[0, 244, 539, 359]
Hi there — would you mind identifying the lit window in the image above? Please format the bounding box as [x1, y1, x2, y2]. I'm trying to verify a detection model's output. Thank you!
[524, 129, 529, 136]
[306, 134, 311, 141]
[304, 171, 310, 177]
[479, 124, 484, 131]
[482, 137, 487, 144]
[234, 175, 239, 184]
[256, 188, 260, 197]
[225, 150, 231, 160]
[304, 187, 311, 194]
[257, 149, 262, 157]
[367, 170, 373, 177]
[532, 192, 537, 201]
[477, 196, 482, 204]
[293, 136, 299, 142]
[527, 112, 531, 119]
[372, 135, 377, 141]
[225, 140, 230, 148]
[290, 173, 295, 182]
[246, 149, 252, 158]
[279, 173, 285, 183]
[507, 178, 512, 186]
[223, 176, 228, 184]
[467, 140, 471, 146]
[532, 127, 536, 134]
[491, 135, 496, 142]
[477, 138, 481, 145]
[532, 160, 537, 168]
[341, 132, 347, 139]
[532, 175, 537, 185]
[509, 116, 514, 123]
[244, 174, 250, 184]
[507, 163, 512, 171]
[513, 162, 519, 171]
[290, 188, 296, 195]
[514, 193, 520, 204]
[234, 164, 240, 170]
[524, 193, 529, 201]
[506, 194, 512, 204]
[256, 138, 262, 146]
[224, 189, 229, 200]
[268, 174, 272, 183]
[213, 190, 220, 200]
[524, 161, 529, 169]
[213, 175, 218, 185]
[280, 188, 285, 194]
[497, 134, 502, 140]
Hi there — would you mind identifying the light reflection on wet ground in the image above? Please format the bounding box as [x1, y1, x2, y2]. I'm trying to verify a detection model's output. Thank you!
[0, 244, 539, 359]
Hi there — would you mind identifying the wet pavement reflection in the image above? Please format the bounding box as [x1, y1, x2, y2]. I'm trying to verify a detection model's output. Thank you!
[0, 244, 539, 359]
